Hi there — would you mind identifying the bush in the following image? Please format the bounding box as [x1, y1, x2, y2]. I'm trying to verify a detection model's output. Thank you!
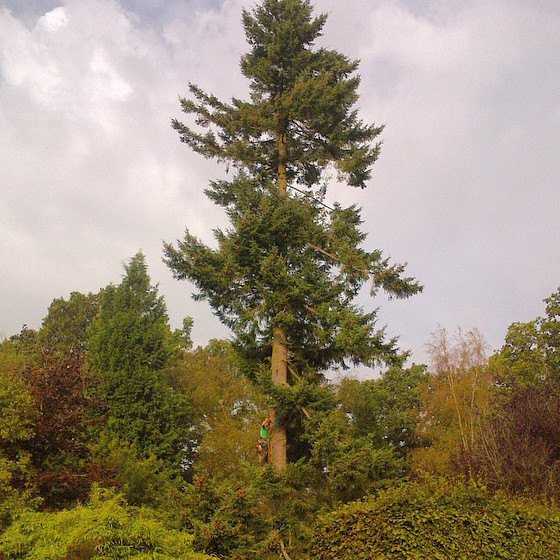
[0, 486, 213, 559]
[310, 477, 560, 559]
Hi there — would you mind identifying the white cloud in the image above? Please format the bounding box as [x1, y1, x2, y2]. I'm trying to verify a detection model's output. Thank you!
[0, 0, 230, 342]
[1, 0, 559, 365]
[37, 6, 68, 32]
[315, 0, 560, 360]
[88, 48, 132, 103]
[0, 10, 61, 103]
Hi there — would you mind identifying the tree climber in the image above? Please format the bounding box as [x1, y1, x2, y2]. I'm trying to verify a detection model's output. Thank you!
[257, 417, 272, 466]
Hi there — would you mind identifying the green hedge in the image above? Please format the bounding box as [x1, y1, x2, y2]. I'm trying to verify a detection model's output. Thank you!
[310, 477, 560, 559]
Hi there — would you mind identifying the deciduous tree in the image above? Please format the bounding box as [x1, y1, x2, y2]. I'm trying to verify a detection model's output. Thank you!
[413, 327, 491, 474]
[490, 286, 560, 390]
[39, 291, 99, 357]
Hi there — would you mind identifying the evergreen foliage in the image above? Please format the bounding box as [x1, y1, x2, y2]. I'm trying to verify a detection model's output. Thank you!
[1, 260, 559, 558]
[98, 368, 192, 468]
[89, 436, 175, 509]
[172, 0, 382, 189]
[88, 253, 170, 373]
[176, 474, 268, 559]
[165, 0, 421, 466]
[87, 253, 194, 471]
[2, 3, 560, 556]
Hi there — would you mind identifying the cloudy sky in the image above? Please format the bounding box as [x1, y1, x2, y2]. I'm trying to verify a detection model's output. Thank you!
[1, 0, 559, 372]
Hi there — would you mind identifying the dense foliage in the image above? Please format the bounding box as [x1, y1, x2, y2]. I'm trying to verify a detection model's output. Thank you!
[0, 0, 559, 557]
[165, 0, 421, 468]
[0, 487, 212, 559]
[1, 266, 559, 559]
[87, 253, 195, 472]
[310, 477, 560, 559]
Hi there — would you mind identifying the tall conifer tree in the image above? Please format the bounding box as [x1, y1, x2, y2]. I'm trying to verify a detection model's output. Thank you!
[165, 0, 421, 468]
[87, 253, 192, 470]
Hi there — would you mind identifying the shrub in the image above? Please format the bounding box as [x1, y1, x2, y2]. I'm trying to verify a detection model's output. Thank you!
[310, 477, 560, 559]
[0, 486, 213, 559]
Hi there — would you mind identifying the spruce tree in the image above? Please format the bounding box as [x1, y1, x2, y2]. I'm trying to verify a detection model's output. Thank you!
[165, 0, 421, 468]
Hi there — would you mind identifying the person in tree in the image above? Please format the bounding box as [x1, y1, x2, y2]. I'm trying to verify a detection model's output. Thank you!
[257, 417, 272, 466]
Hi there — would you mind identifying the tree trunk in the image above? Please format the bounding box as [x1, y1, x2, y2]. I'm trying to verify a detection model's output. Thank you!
[271, 130, 289, 469]
[277, 131, 287, 196]
[271, 326, 288, 469]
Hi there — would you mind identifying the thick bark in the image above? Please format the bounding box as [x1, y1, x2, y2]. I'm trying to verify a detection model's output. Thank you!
[269, 130, 289, 469]
[270, 326, 288, 469]
[277, 132, 288, 196]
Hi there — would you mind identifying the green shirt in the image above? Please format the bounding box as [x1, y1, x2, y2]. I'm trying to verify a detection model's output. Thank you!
[260, 425, 269, 439]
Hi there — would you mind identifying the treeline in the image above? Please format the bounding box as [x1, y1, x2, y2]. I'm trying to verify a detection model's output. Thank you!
[0, 253, 262, 558]
[0, 253, 559, 557]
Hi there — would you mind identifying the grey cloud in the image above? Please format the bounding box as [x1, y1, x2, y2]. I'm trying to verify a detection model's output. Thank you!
[1, 0, 559, 370]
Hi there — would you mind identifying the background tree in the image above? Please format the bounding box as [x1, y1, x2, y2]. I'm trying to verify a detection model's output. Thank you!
[0, 327, 100, 510]
[412, 327, 491, 474]
[87, 253, 193, 473]
[38, 291, 99, 357]
[456, 286, 560, 498]
[461, 381, 560, 498]
[298, 365, 426, 504]
[21, 349, 98, 507]
[541, 287, 560, 376]
[490, 285, 560, 391]
[337, 364, 428, 452]
[165, 0, 421, 469]
[88, 253, 170, 374]
[166, 339, 266, 481]
[0, 341, 37, 528]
